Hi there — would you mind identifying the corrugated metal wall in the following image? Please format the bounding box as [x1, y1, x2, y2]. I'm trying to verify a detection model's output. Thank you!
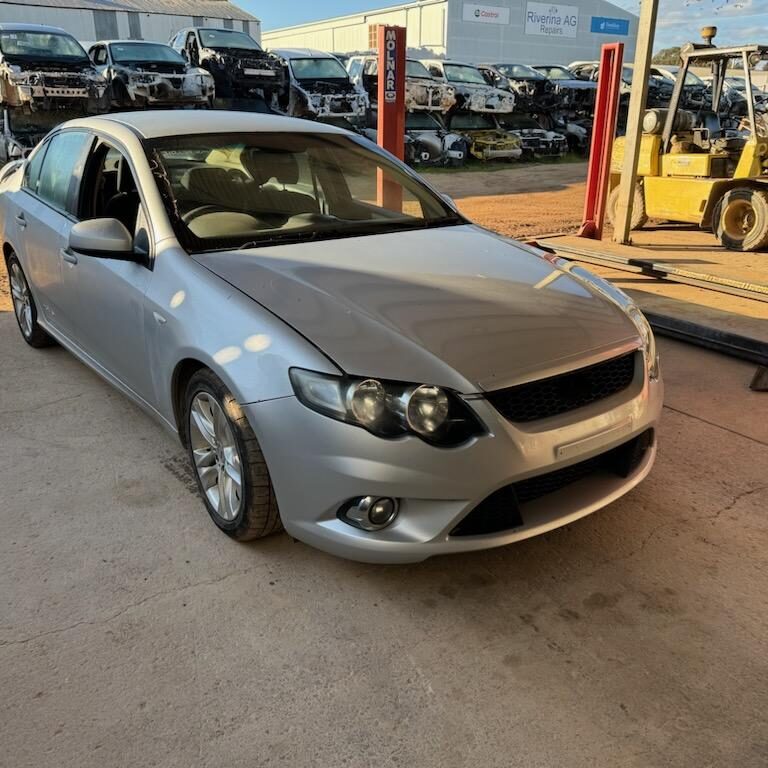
[0, 3, 261, 45]
[263, 0, 637, 64]
[263, 0, 447, 57]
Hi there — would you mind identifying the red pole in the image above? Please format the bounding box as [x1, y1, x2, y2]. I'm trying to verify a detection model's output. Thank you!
[578, 42, 624, 240]
[376, 25, 406, 211]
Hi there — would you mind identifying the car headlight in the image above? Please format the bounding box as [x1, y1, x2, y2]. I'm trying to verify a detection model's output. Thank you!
[627, 305, 659, 380]
[563, 265, 660, 381]
[289, 368, 484, 447]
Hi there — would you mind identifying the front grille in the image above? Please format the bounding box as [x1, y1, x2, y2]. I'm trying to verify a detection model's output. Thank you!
[486, 351, 637, 423]
[450, 429, 654, 537]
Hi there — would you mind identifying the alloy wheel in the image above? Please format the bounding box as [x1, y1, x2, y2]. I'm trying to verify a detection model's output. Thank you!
[189, 392, 244, 522]
[9, 261, 33, 339]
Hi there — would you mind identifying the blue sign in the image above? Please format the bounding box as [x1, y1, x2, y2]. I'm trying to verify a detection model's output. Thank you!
[590, 16, 630, 35]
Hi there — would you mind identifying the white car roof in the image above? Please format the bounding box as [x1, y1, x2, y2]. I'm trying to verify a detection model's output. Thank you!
[422, 59, 478, 67]
[273, 48, 338, 59]
[63, 110, 348, 140]
[0, 23, 71, 34]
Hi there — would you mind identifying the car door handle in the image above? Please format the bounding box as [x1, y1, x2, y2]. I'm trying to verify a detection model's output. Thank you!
[15, 214, 26, 229]
[60, 247, 78, 265]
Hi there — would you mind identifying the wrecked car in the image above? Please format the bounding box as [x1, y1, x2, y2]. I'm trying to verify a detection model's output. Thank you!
[568, 62, 673, 108]
[446, 111, 522, 161]
[531, 64, 596, 113]
[0, 105, 77, 164]
[651, 65, 707, 109]
[171, 27, 284, 107]
[347, 55, 456, 113]
[273, 48, 368, 123]
[496, 112, 568, 159]
[422, 60, 514, 114]
[0, 23, 108, 113]
[365, 109, 467, 167]
[88, 40, 214, 109]
[478, 63, 555, 111]
[702, 74, 768, 117]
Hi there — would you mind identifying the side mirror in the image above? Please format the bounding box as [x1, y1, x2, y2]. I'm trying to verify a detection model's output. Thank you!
[69, 218, 142, 263]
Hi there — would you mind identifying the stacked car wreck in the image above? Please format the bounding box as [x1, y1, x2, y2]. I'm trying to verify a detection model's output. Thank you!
[88, 40, 214, 109]
[0, 23, 108, 163]
[274, 49, 368, 124]
[172, 27, 285, 109]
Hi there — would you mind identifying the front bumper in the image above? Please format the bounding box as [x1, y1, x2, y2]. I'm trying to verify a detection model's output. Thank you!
[246, 355, 663, 563]
[307, 92, 367, 119]
[123, 74, 213, 106]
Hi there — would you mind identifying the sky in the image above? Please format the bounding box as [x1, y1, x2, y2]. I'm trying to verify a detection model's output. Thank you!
[245, 0, 768, 52]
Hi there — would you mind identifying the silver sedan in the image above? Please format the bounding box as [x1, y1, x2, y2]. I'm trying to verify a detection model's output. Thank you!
[0, 111, 663, 563]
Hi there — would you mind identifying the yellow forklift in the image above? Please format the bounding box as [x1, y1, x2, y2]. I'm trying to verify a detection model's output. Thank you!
[608, 30, 768, 251]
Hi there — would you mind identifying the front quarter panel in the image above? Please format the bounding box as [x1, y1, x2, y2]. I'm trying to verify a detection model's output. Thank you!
[144, 241, 339, 428]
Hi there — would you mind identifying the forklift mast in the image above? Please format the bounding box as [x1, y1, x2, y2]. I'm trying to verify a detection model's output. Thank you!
[661, 36, 768, 153]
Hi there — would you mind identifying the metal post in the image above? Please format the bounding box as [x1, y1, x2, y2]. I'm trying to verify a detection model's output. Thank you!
[613, 0, 659, 244]
[577, 42, 624, 239]
[376, 25, 406, 211]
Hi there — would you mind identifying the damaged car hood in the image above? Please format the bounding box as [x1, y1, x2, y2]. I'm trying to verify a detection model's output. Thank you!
[193, 225, 639, 392]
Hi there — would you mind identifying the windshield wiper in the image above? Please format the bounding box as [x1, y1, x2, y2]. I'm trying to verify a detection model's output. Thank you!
[234, 218, 463, 250]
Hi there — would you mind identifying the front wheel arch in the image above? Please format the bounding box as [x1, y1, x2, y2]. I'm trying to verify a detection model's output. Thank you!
[171, 357, 208, 446]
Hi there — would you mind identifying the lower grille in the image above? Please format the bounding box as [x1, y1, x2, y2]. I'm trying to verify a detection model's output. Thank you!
[450, 429, 654, 537]
[486, 351, 637, 423]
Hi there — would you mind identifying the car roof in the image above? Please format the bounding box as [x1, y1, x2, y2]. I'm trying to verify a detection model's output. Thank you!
[92, 40, 176, 47]
[0, 23, 71, 34]
[273, 48, 338, 59]
[422, 59, 477, 66]
[64, 110, 347, 140]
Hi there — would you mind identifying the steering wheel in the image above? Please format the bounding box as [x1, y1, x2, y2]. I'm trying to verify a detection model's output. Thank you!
[182, 205, 235, 223]
[227, 168, 249, 183]
[286, 212, 342, 225]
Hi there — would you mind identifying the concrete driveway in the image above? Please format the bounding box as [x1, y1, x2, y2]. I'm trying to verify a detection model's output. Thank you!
[1, 310, 767, 767]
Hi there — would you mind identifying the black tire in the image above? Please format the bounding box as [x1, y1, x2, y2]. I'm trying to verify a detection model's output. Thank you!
[185, 368, 282, 541]
[110, 79, 131, 109]
[712, 187, 768, 252]
[607, 181, 648, 230]
[5, 252, 55, 348]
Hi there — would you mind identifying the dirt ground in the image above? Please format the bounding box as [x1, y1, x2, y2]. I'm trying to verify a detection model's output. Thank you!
[428, 162, 587, 240]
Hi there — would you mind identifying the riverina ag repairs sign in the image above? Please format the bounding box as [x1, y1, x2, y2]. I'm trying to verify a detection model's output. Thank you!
[524, 2, 578, 37]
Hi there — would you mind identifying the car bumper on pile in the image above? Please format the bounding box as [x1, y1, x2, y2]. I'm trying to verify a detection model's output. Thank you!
[246, 348, 663, 563]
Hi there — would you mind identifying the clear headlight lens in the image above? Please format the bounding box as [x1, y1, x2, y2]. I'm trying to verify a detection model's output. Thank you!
[406, 385, 449, 435]
[289, 369, 484, 447]
[346, 379, 386, 426]
[627, 305, 659, 380]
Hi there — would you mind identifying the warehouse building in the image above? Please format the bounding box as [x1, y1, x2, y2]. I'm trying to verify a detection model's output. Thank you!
[0, 0, 260, 46]
[263, 0, 638, 64]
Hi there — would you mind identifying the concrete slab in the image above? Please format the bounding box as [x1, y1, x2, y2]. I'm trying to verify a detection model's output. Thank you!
[539, 229, 768, 346]
[1, 312, 767, 768]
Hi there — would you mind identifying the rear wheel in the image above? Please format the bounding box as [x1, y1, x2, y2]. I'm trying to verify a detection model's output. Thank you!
[607, 181, 648, 230]
[6, 253, 55, 348]
[713, 187, 768, 252]
[185, 369, 282, 541]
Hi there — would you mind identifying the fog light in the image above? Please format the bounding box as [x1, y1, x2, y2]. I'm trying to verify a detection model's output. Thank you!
[340, 496, 399, 531]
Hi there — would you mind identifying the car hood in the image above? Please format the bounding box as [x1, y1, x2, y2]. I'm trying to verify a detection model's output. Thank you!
[553, 79, 597, 90]
[193, 225, 640, 392]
